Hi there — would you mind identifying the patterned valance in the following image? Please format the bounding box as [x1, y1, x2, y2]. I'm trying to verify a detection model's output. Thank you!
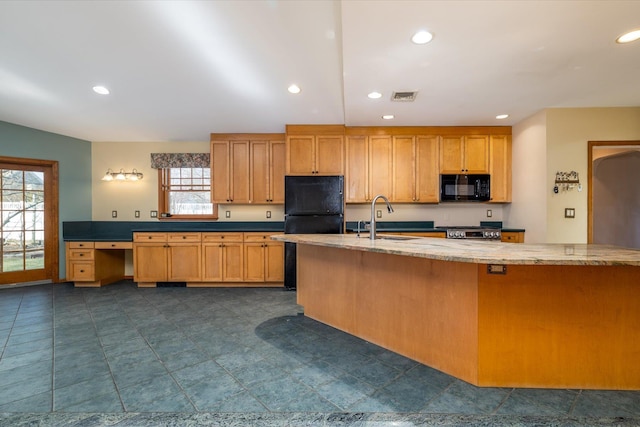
[150, 153, 210, 169]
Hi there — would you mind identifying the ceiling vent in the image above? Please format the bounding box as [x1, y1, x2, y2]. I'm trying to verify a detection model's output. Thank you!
[391, 91, 418, 102]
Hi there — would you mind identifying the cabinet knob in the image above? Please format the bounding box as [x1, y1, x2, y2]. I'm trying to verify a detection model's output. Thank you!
[79, 253, 84, 257]
[111, 244, 116, 247]
[182, 236, 186, 239]
[80, 270, 84, 273]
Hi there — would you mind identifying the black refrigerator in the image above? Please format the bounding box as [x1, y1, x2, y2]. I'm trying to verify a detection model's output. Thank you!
[284, 175, 344, 290]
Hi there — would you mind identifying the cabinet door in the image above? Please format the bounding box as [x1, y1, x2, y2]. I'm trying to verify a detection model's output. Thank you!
[202, 243, 223, 281]
[345, 136, 368, 203]
[133, 244, 167, 282]
[222, 243, 244, 281]
[250, 140, 270, 203]
[391, 136, 416, 202]
[440, 136, 465, 173]
[315, 135, 344, 175]
[211, 140, 231, 203]
[269, 140, 286, 203]
[489, 135, 512, 203]
[464, 135, 489, 173]
[286, 135, 315, 174]
[244, 242, 265, 282]
[230, 141, 250, 203]
[415, 136, 440, 203]
[264, 241, 284, 282]
[369, 135, 393, 199]
[167, 243, 201, 281]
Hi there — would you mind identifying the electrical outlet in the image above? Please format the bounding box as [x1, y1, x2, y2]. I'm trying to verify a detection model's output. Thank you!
[150, 210, 157, 218]
[134, 210, 140, 218]
[266, 210, 271, 219]
[486, 209, 492, 218]
[376, 210, 382, 218]
[111, 210, 117, 218]
[225, 211, 231, 218]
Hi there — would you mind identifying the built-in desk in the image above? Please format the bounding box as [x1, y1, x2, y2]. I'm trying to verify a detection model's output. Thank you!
[65, 241, 132, 287]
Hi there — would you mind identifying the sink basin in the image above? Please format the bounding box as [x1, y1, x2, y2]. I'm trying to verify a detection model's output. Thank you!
[377, 236, 418, 241]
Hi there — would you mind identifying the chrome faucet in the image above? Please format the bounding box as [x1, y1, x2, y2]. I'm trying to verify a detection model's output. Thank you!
[370, 194, 394, 240]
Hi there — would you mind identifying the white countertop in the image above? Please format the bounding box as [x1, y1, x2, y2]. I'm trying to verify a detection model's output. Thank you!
[271, 234, 640, 266]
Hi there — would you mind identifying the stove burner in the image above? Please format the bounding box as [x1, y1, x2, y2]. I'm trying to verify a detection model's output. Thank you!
[445, 226, 501, 240]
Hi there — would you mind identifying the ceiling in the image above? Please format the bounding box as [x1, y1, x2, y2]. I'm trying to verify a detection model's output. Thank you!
[1, 0, 639, 142]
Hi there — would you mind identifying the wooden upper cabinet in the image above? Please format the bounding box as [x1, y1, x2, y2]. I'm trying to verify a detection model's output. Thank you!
[345, 135, 368, 203]
[368, 135, 393, 199]
[285, 125, 345, 175]
[391, 136, 416, 202]
[440, 135, 489, 174]
[249, 138, 285, 203]
[211, 134, 284, 204]
[211, 139, 250, 203]
[489, 135, 512, 203]
[414, 136, 440, 203]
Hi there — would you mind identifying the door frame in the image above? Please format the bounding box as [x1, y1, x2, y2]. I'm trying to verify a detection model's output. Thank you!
[0, 155, 59, 284]
[587, 141, 640, 244]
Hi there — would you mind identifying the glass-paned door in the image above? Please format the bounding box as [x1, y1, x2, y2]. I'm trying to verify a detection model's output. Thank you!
[0, 157, 58, 285]
[1, 169, 45, 271]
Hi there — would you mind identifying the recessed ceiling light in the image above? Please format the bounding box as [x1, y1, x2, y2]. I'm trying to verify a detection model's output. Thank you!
[92, 85, 110, 95]
[616, 29, 640, 44]
[382, 115, 395, 120]
[411, 30, 433, 45]
[496, 114, 509, 120]
[288, 84, 301, 94]
[368, 91, 382, 99]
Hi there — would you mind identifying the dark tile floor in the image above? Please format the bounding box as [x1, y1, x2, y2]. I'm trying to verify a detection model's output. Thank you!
[0, 280, 639, 426]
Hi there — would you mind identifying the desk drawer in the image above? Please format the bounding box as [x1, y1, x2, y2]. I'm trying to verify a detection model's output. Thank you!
[95, 241, 133, 249]
[68, 249, 95, 260]
[69, 261, 95, 280]
[68, 241, 95, 249]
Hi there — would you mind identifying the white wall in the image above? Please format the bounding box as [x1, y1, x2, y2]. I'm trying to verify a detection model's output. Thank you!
[545, 108, 640, 243]
[508, 107, 640, 244]
[507, 110, 548, 243]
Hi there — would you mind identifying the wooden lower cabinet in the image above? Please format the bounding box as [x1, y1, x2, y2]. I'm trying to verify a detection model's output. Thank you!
[201, 233, 244, 282]
[501, 231, 524, 243]
[244, 233, 285, 283]
[133, 232, 283, 287]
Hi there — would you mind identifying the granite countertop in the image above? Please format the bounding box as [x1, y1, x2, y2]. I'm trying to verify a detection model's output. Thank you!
[271, 234, 640, 266]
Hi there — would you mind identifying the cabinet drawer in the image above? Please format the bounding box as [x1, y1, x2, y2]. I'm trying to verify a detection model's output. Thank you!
[243, 233, 274, 242]
[202, 232, 243, 243]
[69, 262, 95, 280]
[68, 241, 95, 249]
[95, 241, 133, 249]
[168, 232, 201, 243]
[134, 233, 168, 242]
[68, 249, 95, 260]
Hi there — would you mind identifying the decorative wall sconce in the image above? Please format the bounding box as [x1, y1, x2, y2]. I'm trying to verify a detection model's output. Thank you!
[553, 171, 581, 193]
[101, 168, 144, 181]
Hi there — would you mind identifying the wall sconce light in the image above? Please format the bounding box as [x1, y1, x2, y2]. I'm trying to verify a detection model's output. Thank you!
[102, 168, 144, 181]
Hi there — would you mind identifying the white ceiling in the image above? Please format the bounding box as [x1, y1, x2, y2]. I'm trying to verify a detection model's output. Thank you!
[1, 0, 639, 142]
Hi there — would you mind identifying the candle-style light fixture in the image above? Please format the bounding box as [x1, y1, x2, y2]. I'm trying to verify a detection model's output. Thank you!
[101, 168, 143, 181]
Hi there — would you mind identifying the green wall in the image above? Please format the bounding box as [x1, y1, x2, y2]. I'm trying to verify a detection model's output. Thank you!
[0, 120, 92, 279]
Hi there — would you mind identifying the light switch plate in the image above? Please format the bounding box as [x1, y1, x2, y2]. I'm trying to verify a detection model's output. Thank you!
[225, 211, 231, 218]
[565, 208, 575, 218]
[150, 210, 157, 218]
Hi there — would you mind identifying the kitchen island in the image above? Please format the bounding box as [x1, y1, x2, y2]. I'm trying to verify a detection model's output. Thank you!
[271, 234, 640, 390]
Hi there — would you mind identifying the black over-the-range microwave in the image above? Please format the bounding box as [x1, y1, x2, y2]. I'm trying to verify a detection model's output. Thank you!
[440, 174, 490, 202]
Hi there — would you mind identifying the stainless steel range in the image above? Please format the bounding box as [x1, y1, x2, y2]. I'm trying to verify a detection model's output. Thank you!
[446, 226, 501, 240]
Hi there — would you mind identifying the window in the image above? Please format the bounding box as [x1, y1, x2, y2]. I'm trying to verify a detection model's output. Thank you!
[159, 167, 217, 219]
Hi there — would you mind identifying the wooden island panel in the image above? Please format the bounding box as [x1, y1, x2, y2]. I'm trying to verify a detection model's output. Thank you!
[291, 236, 640, 390]
[297, 244, 480, 384]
